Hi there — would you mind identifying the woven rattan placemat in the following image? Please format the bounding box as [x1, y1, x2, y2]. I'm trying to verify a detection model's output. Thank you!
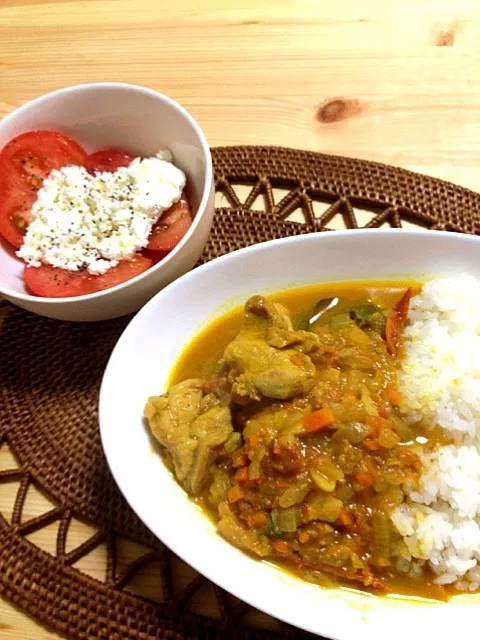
[1, 146, 480, 640]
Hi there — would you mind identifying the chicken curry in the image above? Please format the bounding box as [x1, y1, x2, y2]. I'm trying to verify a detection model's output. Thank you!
[144, 282, 450, 600]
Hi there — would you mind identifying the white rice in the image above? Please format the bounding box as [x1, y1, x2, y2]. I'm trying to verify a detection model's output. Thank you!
[392, 274, 480, 588]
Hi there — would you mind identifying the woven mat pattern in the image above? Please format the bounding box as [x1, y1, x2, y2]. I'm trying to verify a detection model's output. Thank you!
[1, 146, 480, 640]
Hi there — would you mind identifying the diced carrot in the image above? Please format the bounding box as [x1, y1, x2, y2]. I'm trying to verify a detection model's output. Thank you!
[355, 471, 373, 487]
[371, 576, 390, 592]
[302, 505, 312, 520]
[366, 415, 392, 434]
[234, 466, 249, 482]
[378, 402, 390, 418]
[273, 540, 291, 554]
[302, 407, 335, 433]
[256, 476, 264, 486]
[231, 448, 248, 468]
[338, 508, 354, 527]
[228, 486, 245, 503]
[248, 434, 260, 449]
[385, 386, 402, 406]
[298, 531, 310, 544]
[290, 354, 304, 367]
[247, 512, 267, 528]
[363, 438, 381, 451]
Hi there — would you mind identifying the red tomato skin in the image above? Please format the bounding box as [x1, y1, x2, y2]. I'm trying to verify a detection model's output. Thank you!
[94, 255, 152, 291]
[24, 265, 99, 298]
[24, 255, 152, 298]
[1, 130, 86, 180]
[147, 194, 193, 252]
[85, 148, 135, 173]
[0, 190, 37, 248]
[0, 130, 87, 248]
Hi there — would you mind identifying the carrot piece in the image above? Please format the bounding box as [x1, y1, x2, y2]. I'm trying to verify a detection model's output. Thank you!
[385, 386, 402, 406]
[338, 508, 354, 527]
[290, 354, 304, 367]
[228, 486, 245, 503]
[273, 540, 290, 554]
[302, 407, 335, 433]
[378, 402, 390, 418]
[234, 466, 249, 482]
[248, 434, 260, 449]
[366, 414, 392, 434]
[231, 448, 248, 468]
[298, 531, 310, 544]
[247, 512, 267, 528]
[355, 471, 373, 487]
[385, 288, 412, 356]
[363, 438, 381, 451]
[301, 504, 312, 520]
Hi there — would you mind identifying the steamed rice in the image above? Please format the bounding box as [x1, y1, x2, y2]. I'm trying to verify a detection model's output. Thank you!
[392, 274, 480, 589]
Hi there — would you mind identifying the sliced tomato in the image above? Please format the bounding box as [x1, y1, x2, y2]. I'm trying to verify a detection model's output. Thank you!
[24, 265, 99, 298]
[0, 184, 37, 248]
[94, 255, 152, 290]
[142, 248, 169, 265]
[0, 130, 87, 248]
[24, 255, 152, 298]
[1, 130, 86, 186]
[147, 193, 193, 252]
[85, 148, 135, 173]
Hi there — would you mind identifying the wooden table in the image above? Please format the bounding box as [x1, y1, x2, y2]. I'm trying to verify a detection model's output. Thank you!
[2, 0, 480, 636]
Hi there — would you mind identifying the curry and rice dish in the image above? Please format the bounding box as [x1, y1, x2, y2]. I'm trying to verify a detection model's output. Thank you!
[144, 274, 480, 601]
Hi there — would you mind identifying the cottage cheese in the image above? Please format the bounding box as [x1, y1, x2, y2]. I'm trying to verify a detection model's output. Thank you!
[17, 151, 186, 274]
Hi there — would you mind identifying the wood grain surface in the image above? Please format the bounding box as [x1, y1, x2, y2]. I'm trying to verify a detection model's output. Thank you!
[2, 0, 480, 637]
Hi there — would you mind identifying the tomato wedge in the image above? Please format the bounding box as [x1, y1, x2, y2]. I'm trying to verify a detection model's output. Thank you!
[0, 130, 87, 248]
[385, 288, 412, 356]
[85, 148, 135, 173]
[147, 193, 193, 252]
[24, 255, 152, 298]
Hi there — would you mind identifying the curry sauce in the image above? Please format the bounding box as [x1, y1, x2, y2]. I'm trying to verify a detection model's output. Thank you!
[145, 281, 453, 601]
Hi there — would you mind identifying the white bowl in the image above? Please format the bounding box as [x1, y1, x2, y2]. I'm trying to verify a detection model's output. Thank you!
[0, 83, 214, 321]
[100, 230, 480, 640]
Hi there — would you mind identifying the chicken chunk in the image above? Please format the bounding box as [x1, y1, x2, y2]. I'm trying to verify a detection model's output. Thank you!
[144, 379, 233, 495]
[220, 296, 318, 401]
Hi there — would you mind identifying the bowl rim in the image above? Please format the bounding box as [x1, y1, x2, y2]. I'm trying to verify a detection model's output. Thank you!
[0, 82, 213, 304]
[99, 228, 480, 640]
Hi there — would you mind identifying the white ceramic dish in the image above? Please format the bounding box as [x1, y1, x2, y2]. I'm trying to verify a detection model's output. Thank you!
[100, 230, 480, 640]
[0, 82, 214, 321]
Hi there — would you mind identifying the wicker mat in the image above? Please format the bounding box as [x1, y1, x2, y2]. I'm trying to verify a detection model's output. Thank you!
[1, 146, 480, 640]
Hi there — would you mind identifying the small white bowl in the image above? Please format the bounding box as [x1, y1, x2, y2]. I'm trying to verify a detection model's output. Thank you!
[100, 229, 480, 640]
[0, 83, 214, 321]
